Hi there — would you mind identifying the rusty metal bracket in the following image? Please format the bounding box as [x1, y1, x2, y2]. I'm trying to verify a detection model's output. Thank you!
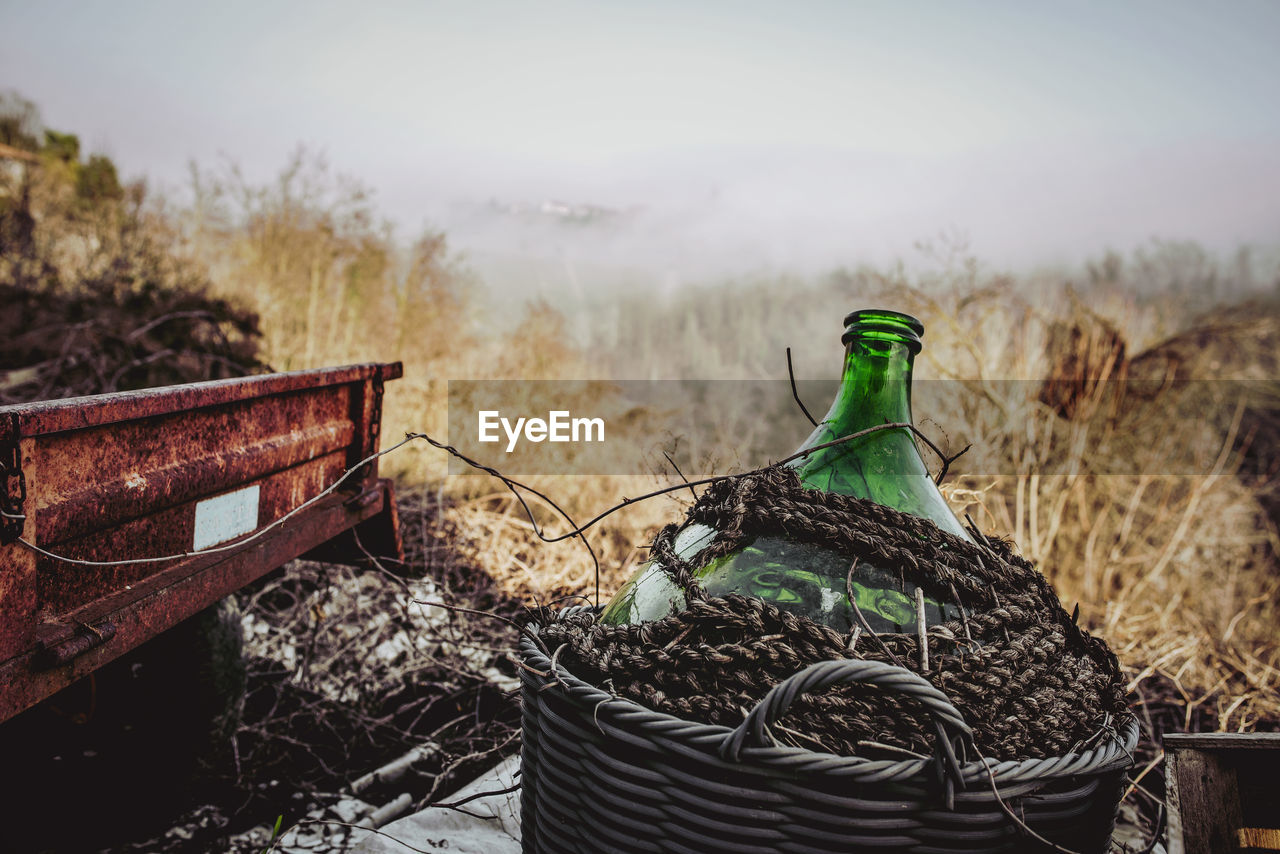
[339, 372, 388, 493]
[359, 372, 386, 484]
[358, 372, 386, 484]
[371, 372, 385, 444]
[0, 429, 25, 544]
[343, 485, 382, 511]
[34, 620, 118, 668]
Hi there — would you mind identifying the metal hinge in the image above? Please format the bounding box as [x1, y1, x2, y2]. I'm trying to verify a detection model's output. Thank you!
[341, 374, 387, 495]
[35, 620, 118, 668]
[370, 373, 385, 444]
[0, 432, 25, 544]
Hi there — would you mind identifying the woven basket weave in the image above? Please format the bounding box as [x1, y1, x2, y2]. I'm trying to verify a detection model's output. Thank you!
[518, 609, 1138, 854]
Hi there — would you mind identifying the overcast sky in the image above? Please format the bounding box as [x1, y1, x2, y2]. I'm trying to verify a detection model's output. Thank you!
[4, 0, 1279, 279]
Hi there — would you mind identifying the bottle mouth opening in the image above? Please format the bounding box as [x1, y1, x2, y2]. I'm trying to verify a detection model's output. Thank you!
[841, 309, 924, 352]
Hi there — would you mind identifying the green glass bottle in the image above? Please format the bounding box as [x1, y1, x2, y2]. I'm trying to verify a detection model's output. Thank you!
[600, 309, 972, 633]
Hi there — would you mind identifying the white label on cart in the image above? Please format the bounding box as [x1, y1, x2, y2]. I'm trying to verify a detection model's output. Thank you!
[193, 485, 260, 550]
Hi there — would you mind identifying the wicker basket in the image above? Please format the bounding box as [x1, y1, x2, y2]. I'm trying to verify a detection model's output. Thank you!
[518, 610, 1138, 854]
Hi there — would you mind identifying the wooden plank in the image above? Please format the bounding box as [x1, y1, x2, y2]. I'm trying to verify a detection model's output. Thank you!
[1164, 733, 1280, 751]
[1172, 749, 1243, 853]
[1165, 733, 1280, 854]
[1239, 827, 1280, 851]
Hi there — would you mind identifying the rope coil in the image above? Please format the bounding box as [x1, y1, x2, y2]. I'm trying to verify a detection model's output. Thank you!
[535, 465, 1129, 763]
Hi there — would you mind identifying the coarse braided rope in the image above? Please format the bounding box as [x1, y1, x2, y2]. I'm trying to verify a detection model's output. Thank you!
[536, 466, 1129, 762]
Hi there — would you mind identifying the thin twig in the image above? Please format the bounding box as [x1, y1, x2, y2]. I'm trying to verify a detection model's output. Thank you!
[457, 421, 959, 544]
[125, 310, 219, 341]
[401, 433, 602, 604]
[786, 346, 818, 427]
[1119, 781, 1167, 854]
[16, 431, 426, 567]
[417, 730, 521, 809]
[915, 586, 929, 672]
[433, 781, 521, 810]
[975, 751, 1083, 854]
[411, 596, 551, 657]
[934, 442, 971, 486]
[261, 818, 445, 854]
[1121, 748, 1163, 803]
[663, 450, 698, 500]
[845, 560, 905, 668]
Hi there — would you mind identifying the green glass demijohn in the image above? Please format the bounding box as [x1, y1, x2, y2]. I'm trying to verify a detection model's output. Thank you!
[599, 309, 973, 633]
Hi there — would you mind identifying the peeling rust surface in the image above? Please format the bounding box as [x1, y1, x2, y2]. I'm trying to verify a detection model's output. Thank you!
[0, 522, 35, 664]
[4, 362, 402, 437]
[36, 450, 349, 614]
[30, 388, 355, 545]
[35, 619, 117, 668]
[0, 363, 402, 723]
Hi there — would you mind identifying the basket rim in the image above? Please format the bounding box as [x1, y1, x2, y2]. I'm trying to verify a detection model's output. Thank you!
[520, 614, 1138, 787]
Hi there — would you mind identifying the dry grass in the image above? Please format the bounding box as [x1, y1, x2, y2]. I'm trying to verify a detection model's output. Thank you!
[910, 288, 1280, 735]
[441, 474, 680, 604]
[168, 152, 1280, 738]
[444, 266, 1280, 742]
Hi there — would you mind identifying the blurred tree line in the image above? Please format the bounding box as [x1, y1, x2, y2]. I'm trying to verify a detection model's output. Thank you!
[0, 90, 580, 483]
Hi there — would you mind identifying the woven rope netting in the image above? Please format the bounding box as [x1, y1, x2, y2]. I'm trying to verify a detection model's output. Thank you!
[537, 466, 1129, 763]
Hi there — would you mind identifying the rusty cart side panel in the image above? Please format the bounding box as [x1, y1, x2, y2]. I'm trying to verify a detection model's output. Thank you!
[0, 362, 403, 725]
[27, 384, 357, 546]
[4, 363, 392, 436]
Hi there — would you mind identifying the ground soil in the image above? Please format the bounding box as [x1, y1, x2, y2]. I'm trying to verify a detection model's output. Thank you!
[1, 493, 526, 854]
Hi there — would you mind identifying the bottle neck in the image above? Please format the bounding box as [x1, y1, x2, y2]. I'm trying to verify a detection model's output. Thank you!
[790, 330, 971, 539]
[791, 336, 917, 472]
[827, 337, 916, 435]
